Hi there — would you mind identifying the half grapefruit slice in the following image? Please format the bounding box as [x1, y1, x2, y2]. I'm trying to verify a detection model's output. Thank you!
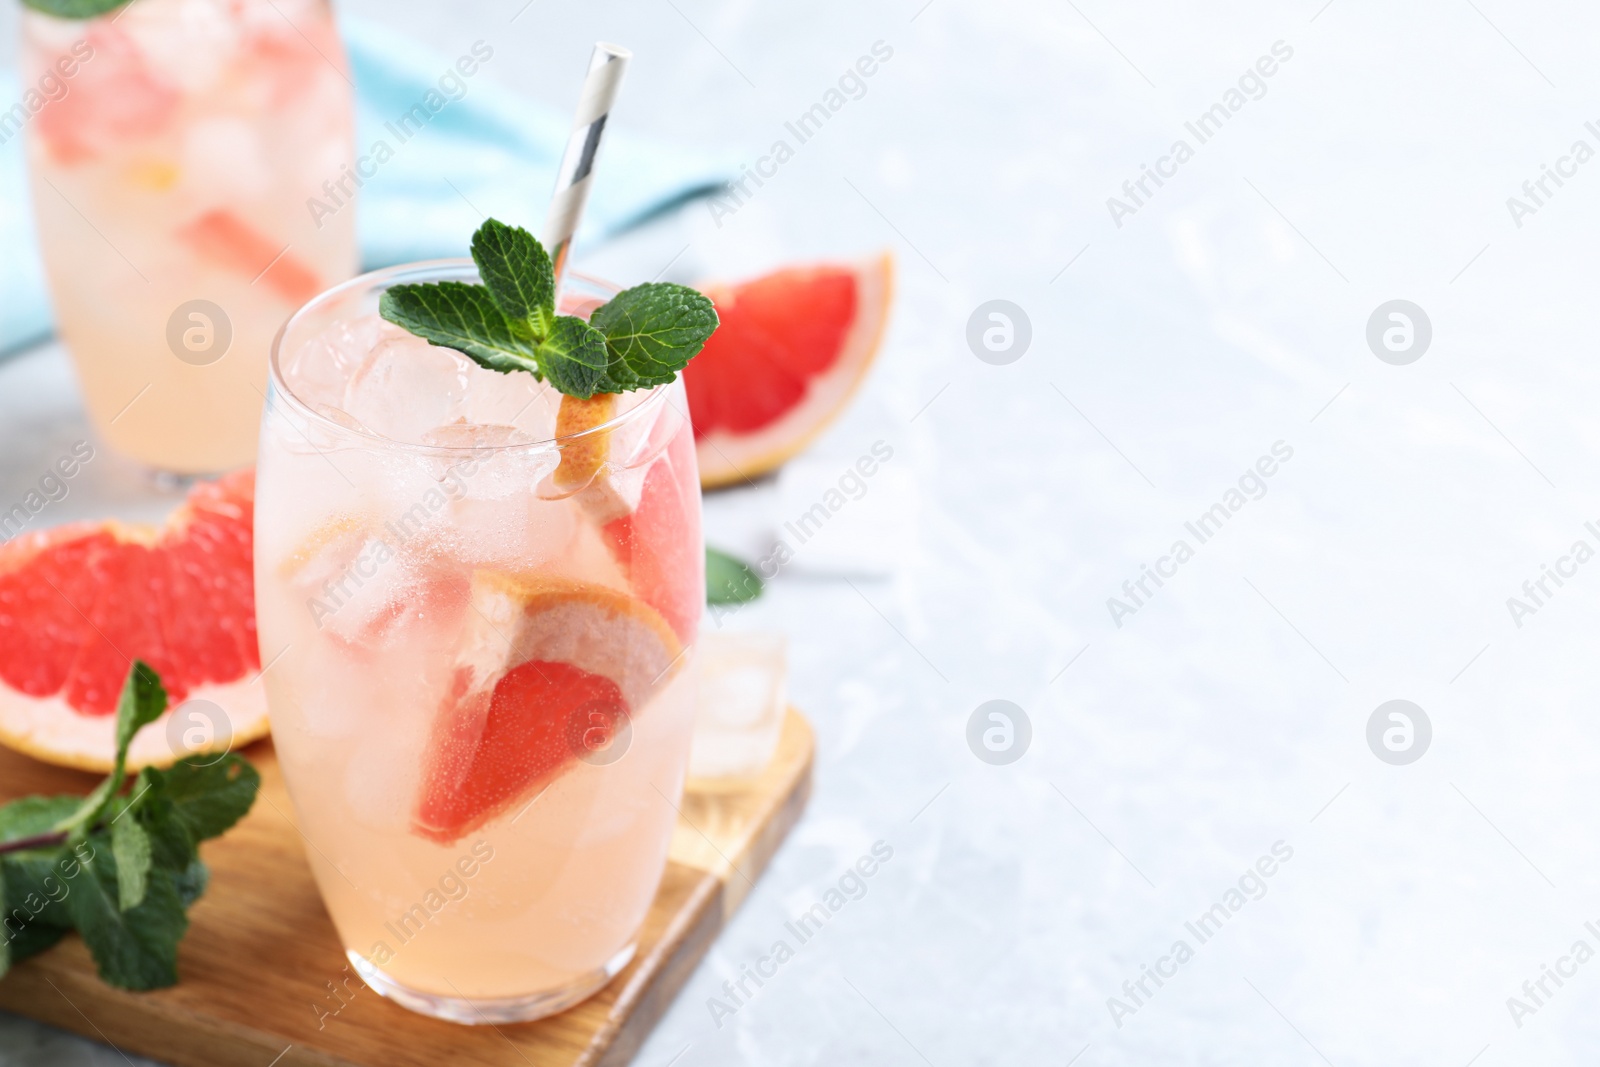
[413, 572, 683, 845]
[0, 470, 267, 772]
[685, 254, 893, 489]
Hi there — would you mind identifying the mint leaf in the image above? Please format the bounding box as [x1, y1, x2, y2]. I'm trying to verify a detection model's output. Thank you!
[380, 219, 720, 400]
[141, 800, 197, 872]
[0, 663, 257, 993]
[110, 819, 151, 912]
[149, 756, 260, 843]
[590, 283, 719, 388]
[173, 859, 209, 909]
[6, 924, 67, 968]
[2, 848, 76, 976]
[19, 0, 131, 18]
[64, 853, 187, 991]
[125, 757, 257, 918]
[536, 316, 610, 399]
[56, 662, 166, 837]
[116, 661, 168, 759]
[380, 282, 543, 378]
[706, 547, 764, 605]
[0, 797, 80, 843]
[132, 768, 197, 874]
[471, 219, 554, 335]
[2, 851, 76, 929]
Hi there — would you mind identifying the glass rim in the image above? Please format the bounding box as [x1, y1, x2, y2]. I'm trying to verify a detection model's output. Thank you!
[267, 258, 672, 457]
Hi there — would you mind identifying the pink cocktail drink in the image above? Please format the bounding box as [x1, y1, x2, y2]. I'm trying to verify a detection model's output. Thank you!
[20, 0, 358, 474]
[255, 263, 704, 1023]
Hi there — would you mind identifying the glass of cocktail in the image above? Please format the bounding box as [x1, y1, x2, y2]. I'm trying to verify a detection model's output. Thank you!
[255, 252, 708, 1022]
[19, 0, 358, 475]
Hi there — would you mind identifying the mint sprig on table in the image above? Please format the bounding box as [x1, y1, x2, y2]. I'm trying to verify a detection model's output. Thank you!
[0, 662, 260, 991]
[380, 218, 720, 399]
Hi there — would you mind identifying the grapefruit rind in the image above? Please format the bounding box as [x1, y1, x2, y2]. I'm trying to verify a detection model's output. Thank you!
[692, 253, 894, 489]
[0, 677, 269, 775]
[551, 393, 645, 527]
[454, 571, 683, 708]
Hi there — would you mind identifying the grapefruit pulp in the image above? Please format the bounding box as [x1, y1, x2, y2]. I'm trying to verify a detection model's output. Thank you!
[413, 573, 682, 845]
[599, 424, 703, 647]
[0, 469, 268, 772]
[176, 209, 323, 307]
[684, 254, 893, 489]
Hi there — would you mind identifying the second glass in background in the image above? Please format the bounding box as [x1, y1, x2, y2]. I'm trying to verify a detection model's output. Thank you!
[20, 0, 358, 474]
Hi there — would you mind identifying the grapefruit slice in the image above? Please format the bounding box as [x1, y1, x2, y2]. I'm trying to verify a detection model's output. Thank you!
[548, 392, 703, 645]
[176, 209, 323, 307]
[685, 254, 893, 489]
[600, 425, 703, 647]
[33, 24, 179, 166]
[0, 470, 267, 773]
[413, 572, 682, 845]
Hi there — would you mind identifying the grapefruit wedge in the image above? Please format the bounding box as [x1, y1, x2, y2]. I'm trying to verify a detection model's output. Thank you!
[414, 572, 683, 845]
[685, 254, 893, 489]
[176, 209, 323, 307]
[0, 470, 267, 772]
[599, 424, 703, 647]
[548, 390, 704, 645]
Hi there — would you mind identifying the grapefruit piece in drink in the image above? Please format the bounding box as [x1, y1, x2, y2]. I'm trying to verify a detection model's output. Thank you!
[413, 573, 683, 845]
[0, 470, 267, 772]
[549, 390, 704, 646]
[176, 209, 324, 306]
[32, 23, 179, 166]
[684, 254, 893, 489]
[599, 426, 703, 647]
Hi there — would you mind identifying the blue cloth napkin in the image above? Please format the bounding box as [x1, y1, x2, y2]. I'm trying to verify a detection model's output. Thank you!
[0, 16, 728, 355]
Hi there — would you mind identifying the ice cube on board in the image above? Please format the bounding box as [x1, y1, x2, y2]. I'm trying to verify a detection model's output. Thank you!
[689, 633, 787, 779]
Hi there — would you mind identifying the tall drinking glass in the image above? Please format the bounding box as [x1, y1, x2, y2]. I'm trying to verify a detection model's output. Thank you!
[20, 0, 358, 475]
[255, 261, 704, 1022]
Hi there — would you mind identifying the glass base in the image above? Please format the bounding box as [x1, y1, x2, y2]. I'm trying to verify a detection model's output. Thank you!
[346, 941, 637, 1025]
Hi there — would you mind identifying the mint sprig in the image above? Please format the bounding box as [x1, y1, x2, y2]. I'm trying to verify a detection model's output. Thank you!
[380, 218, 719, 400]
[0, 661, 260, 991]
[19, 0, 131, 17]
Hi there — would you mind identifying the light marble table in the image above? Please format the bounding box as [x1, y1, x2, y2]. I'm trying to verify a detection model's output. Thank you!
[6, 0, 1600, 1064]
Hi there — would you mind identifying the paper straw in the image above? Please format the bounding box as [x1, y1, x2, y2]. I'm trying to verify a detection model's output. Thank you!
[543, 42, 632, 290]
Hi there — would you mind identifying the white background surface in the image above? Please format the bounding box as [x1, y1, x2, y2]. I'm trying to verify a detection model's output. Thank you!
[5, 0, 1600, 1064]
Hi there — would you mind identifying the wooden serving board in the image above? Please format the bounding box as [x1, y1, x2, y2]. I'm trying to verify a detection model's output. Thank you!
[0, 709, 814, 1067]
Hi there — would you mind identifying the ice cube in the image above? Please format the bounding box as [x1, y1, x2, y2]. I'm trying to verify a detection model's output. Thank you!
[420, 421, 533, 451]
[689, 633, 788, 780]
[423, 421, 542, 499]
[283, 314, 400, 412]
[420, 421, 537, 499]
[312, 403, 369, 433]
[565, 465, 646, 526]
[435, 448, 576, 569]
[179, 117, 270, 199]
[293, 641, 361, 740]
[343, 335, 472, 445]
[120, 0, 241, 93]
[33, 24, 179, 163]
[280, 520, 405, 645]
[344, 726, 422, 834]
